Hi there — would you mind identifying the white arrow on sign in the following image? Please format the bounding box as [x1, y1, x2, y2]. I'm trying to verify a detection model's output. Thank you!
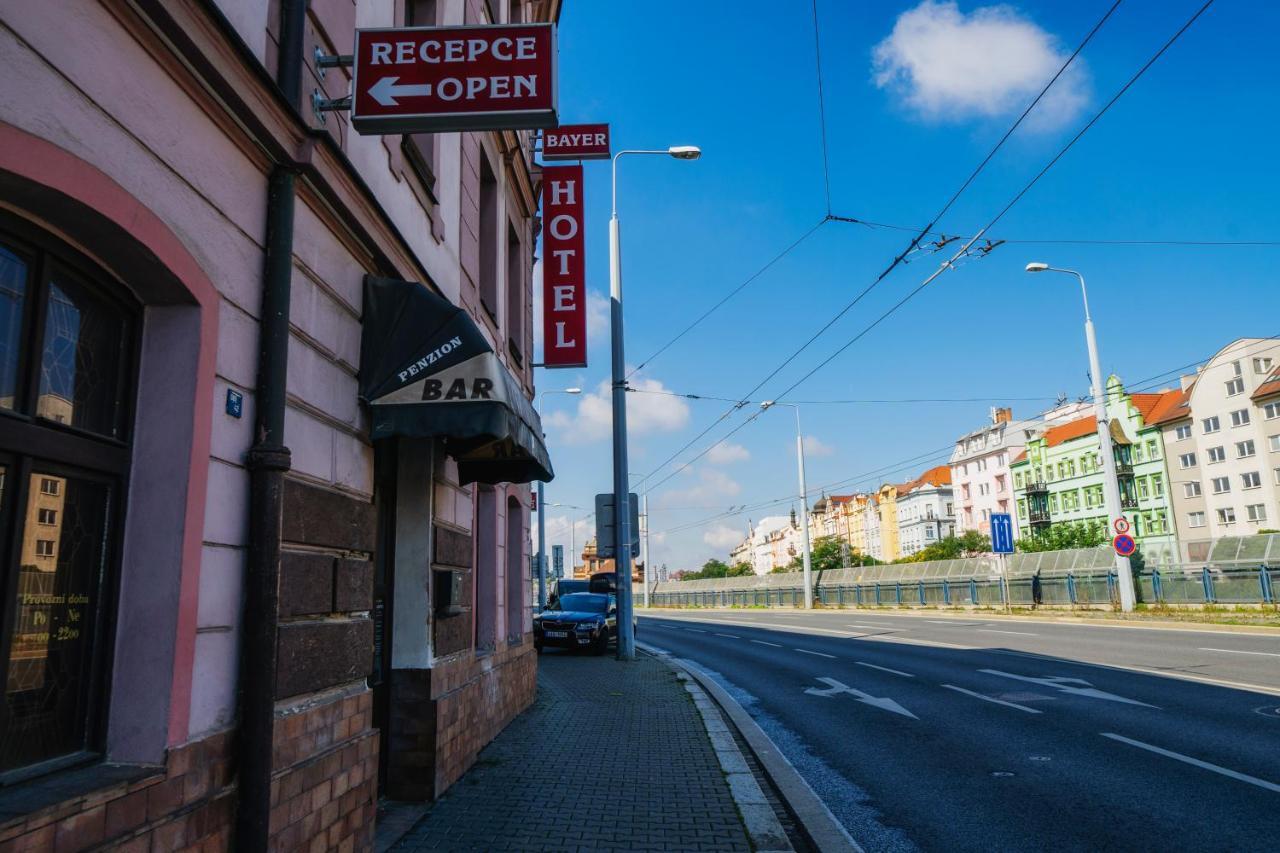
[980, 670, 1158, 708]
[369, 77, 433, 107]
[804, 676, 918, 719]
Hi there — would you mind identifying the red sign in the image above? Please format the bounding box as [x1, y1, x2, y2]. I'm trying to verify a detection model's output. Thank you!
[541, 165, 586, 368]
[1113, 533, 1136, 557]
[351, 24, 558, 135]
[542, 123, 611, 161]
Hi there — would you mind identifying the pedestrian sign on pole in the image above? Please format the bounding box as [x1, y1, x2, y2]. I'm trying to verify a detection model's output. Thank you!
[990, 513, 1015, 554]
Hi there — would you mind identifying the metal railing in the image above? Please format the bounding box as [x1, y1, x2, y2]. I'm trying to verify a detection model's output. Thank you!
[649, 535, 1280, 609]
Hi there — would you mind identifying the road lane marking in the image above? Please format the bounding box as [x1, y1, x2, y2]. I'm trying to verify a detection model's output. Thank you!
[714, 633, 740, 639]
[795, 649, 837, 659]
[685, 628, 707, 633]
[750, 640, 782, 648]
[980, 670, 1158, 708]
[942, 684, 1042, 714]
[856, 662, 914, 678]
[988, 648, 1280, 697]
[1198, 647, 1280, 658]
[1101, 733, 1280, 794]
[865, 635, 975, 650]
[804, 676, 918, 719]
[978, 629, 1039, 636]
[847, 623, 895, 629]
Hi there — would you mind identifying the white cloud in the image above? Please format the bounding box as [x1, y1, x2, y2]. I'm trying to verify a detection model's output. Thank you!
[706, 441, 750, 465]
[657, 467, 742, 508]
[544, 375, 690, 445]
[872, 1, 1088, 129]
[703, 524, 745, 550]
[803, 435, 835, 457]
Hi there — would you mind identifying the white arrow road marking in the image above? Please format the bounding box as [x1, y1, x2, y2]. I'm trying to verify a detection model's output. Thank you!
[369, 77, 433, 106]
[980, 669, 1158, 708]
[942, 684, 1042, 714]
[1198, 647, 1280, 658]
[856, 662, 914, 678]
[804, 676, 918, 719]
[1101, 733, 1280, 793]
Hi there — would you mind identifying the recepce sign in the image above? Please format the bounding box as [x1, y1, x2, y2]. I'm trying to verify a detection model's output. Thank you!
[351, 23, 557, 134]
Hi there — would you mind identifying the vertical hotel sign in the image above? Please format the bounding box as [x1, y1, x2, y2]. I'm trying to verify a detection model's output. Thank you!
[541, 165, 586, 368]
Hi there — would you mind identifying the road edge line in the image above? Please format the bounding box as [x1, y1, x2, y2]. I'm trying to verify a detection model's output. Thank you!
[638, 641, 863, 853]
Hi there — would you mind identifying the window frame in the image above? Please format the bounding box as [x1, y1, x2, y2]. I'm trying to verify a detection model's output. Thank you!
[0, 217, 138, 783]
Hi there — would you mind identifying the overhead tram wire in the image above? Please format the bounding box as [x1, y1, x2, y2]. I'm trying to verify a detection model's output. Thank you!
[832, 216, 1280, 247]
[811, 0, 833, 215]
[635, 2, 1122, 490]
[761, 0, 1218, 411]
[627, 387, 1064, 406]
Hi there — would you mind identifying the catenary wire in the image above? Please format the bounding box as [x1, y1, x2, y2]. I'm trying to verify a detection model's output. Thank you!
[811, 0, 833, 215]
[635, 1, 1122, 487]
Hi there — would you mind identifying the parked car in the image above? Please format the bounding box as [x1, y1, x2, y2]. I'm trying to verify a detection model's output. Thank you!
[533, 592, 634, 655]
[547, 578, 589, 609]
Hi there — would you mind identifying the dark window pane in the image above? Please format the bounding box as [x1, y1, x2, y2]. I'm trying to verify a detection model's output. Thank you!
[0, 243, 27, 411]
[2, 472, 112, 772]
[37, 272, 129, 437]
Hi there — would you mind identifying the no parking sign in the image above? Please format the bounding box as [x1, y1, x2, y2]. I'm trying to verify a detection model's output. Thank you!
[1113, 533, 1136, 557]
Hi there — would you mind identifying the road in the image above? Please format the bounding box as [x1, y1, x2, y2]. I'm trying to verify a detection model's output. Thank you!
[638, 608, 1280, 853]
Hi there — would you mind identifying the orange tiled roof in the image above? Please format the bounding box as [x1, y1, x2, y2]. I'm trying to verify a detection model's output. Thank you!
[1042, 415, 1098, 448]
[897, 464, 951, 495]
[1147, 387, 1191, 425]
[1012, 450, 1028, 464]
[1253, 365, 1280, 401]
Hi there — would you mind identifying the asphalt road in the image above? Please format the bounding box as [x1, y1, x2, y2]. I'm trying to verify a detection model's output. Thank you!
[637, 608, 1280, 853]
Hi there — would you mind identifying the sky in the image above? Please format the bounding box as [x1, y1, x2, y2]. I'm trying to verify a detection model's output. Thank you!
[531, 0, 1280, 575]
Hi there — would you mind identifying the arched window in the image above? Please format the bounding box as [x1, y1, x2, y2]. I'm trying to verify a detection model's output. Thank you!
[0, 216, 138, 779]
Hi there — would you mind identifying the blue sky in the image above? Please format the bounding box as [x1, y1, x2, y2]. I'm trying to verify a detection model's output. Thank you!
[532, 0, 1280, 573]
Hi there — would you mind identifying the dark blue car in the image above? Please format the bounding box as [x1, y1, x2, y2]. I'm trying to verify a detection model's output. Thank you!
[534, 592, 629, 655]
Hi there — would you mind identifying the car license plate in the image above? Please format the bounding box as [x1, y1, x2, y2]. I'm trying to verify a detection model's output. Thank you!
[546, 630, 568, 638]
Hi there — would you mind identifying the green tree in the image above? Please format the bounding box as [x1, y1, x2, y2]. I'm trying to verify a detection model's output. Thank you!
[1015, 521, 1107, 553]
[776, 536, 878, 572]
[728, 562, 755, 577]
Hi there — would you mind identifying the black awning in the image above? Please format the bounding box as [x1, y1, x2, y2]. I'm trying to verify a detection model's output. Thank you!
[359, 276, 553, 484]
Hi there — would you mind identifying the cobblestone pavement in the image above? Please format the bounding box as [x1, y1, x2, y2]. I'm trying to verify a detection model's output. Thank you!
[390, 650, 751, 852]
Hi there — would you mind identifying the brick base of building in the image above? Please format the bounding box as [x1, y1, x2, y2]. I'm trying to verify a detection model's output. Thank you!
[386, 640, 536, 801]
[0, 731, 235, 852]
[269, 686, 379, 851]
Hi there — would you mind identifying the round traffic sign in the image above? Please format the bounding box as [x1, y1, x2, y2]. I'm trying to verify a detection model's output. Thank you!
[1113, 517, 1130, 535]
[1113, 533, 1136, 557]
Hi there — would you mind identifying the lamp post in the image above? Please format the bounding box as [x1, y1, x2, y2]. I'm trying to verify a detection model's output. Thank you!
[761, 401, 814, 609]
[534, 388, 581, 609]
[548, 503, 589, 579]
[610, 145, 701, 659]
[1025, 262, 1136, 612]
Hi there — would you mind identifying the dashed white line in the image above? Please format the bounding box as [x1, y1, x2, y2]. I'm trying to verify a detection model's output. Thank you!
[942, 684, 1042, 714]
[750, 639, 782, 648]
[978, 629, 1039, 637]
[795, 649, 837, 659]
[847, 623, 893, 629]
[714, 633, 740, 639]
[1197, 647, 1280, 658]
[1101, 733, 1280, 793]
[685, 628, 707, 633]
[856, 662, 914, 678]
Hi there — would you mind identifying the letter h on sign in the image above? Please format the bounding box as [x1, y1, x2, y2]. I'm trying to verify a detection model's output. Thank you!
[541, 164, 586, 368]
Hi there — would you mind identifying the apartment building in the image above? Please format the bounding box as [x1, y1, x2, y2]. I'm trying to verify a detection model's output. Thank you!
[895, 466, 956, 557]
[1151, 339, 1280, 544]
[0, 0, 559, 848]
[1012, 377, 1180, 558]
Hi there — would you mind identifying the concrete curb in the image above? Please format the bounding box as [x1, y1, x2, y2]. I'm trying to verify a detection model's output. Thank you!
[640, 605, 1280, 635]
[639, 641, 862, 853]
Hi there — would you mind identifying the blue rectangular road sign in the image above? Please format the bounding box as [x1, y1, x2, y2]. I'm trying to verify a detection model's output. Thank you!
[990, 513, 1015, 554]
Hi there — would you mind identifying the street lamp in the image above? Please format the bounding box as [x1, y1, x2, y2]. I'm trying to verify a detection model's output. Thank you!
[1025, 262, 1136, 611]
[534, 387, 581, 609]
[548, 503, 589, 580]
[760, 401, 814, 609]
[610, 146, 701, 659]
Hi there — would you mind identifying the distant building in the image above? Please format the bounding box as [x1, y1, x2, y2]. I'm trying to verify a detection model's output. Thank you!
[577, 538, 643, 583]
[1150, 339, 1280, 544]
[728, 514, 799, 574]
[1011, 376, 1180, 558]
[895, 466, 955, 558]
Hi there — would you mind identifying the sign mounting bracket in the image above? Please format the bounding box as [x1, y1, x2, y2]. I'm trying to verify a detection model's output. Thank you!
[314, 47, 354, 79]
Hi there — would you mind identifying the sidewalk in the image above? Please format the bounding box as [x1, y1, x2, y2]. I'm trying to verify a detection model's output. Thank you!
[386, 650, 754, 852]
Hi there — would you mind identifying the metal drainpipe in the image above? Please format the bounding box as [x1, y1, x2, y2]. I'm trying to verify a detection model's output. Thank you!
[236, 0, 305, 848]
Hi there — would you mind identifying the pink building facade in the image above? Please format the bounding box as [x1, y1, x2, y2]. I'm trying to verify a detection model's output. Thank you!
[0, 0, 558, 849]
